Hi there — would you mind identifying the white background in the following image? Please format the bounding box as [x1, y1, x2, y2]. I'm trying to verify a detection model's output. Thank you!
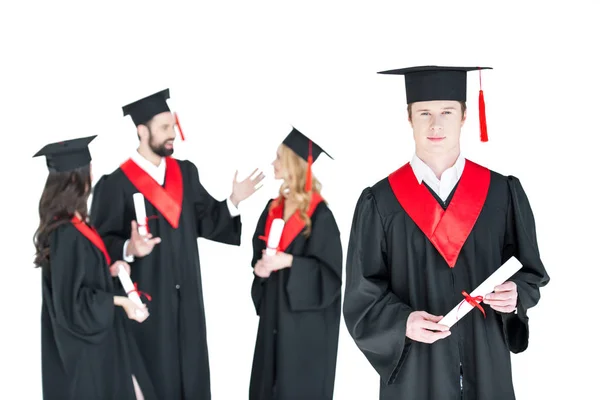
[1, 1, 598, 398]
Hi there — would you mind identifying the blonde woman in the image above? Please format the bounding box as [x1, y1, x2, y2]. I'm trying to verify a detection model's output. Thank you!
[248, 127, 343, 400]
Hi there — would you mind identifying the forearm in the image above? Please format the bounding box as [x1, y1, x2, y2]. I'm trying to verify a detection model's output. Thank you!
[343, 288, 414, 385]
[197, 199, 242, 244]
[54, 288, 116, 341]
[103, 234, 129, 262]
[113, 295, 126, 307]
[286, 255, 341, 311]
[227, 195, 240, 215]
[499, 280, 534, 353]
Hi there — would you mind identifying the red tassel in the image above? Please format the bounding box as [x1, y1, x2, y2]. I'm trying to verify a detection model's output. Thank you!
[305, 141, 313, 192]
[479, 90, 488, 142]
[174, 112, 185, 141]
[478, 68, 488, 142]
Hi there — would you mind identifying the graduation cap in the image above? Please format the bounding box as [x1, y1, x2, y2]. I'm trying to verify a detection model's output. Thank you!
[282, 127, 333, 192]
[378, 66, 492, 142]
[33, 135, 97, 172]
[122, 88, 185, 140]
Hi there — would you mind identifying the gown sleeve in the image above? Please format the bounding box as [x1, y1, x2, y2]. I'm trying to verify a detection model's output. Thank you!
[48, 226, 115, 344]
[342, 188, 414, 385]
[285, 205, 343, 312]
[500, 176, 551, 353]
[186, 161, 242, 245]
[250, 200, 271, 315]
[90, 175, 131, 264]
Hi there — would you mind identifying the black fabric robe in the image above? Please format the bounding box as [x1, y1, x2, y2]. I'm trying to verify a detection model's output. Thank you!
[89, 158, 241, 400]
[343, 161, 550, 400]
[41, 222, 157, 400]
[249, 198, 343, 400]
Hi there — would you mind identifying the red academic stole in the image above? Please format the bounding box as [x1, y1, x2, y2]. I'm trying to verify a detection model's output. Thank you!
[71, 216, 111, 265]
[388, 159, 490, 268]
[260, 192, 324, 252]
[120, 157, 183, 229]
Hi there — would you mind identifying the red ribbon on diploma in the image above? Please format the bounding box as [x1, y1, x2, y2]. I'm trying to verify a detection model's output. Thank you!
[457, 290, 486, 319]
[127, 282, 152, 302]
[139, 215, 159, 235]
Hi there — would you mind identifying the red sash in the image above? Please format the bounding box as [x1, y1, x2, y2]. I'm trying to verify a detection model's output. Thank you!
[388, 159, 490, 268]
[71, 216, 111, 265]
[120, 157, 183, 229]
[261, 192, 324, 252]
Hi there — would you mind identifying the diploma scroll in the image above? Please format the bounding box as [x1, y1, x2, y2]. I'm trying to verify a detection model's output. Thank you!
[439, 257, 523, 328]
[265, 218, 285, 256]
[133, 193, 148, 236]
[117, 265, 146, 318]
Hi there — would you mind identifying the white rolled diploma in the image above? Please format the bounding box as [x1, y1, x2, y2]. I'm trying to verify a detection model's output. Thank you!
[265, 218, 285, 256]
[133, 193, 148, 236]
[439, 257, 523, 328]
[117, 265, 146, 318]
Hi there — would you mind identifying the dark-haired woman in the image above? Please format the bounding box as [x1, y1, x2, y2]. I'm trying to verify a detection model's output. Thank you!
[33, 135, 156, 400]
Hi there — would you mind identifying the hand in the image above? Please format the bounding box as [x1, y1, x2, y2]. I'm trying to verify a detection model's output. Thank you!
[406, 311, 451, 344]
[115, 296, 149, 323]
[254, 259, 271, 278]
[109, 261, 130, 278]
[260, 250, 293, 272]
[230, 168, 265, 206]
[484, 280, 518, 313]
[127, 221, 161, 258]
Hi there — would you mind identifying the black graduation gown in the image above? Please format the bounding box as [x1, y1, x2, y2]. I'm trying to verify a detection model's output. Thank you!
[249, 198, 343, 400]
[89, 158, 241, 400]
[343, 160, 550, 400]
[41, 222, 157, 400]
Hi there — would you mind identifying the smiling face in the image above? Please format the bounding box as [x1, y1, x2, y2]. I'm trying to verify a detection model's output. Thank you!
[142, 111, 177, 157]
[409, 100, 466, 155]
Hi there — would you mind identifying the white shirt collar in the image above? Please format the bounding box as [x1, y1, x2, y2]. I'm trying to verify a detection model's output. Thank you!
[409, 153, 465, 201]
[131, 151, 166, 185]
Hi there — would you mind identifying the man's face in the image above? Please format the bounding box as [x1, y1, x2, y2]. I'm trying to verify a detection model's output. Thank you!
[147, 111, 176, 157]
[409, 100, 465, 154]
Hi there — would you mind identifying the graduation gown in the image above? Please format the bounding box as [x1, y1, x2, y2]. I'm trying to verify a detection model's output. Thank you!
[249, 194, 343, 400]
[343, 159, 550, 400]
[41, 219, 156, 400]
[89, 157, 241, 400]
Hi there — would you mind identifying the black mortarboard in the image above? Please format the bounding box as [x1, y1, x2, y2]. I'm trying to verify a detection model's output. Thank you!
[378, 65, 492, 141]
[282, 127, 333, 162]
[122, 88, 171, 126]
[281, 127, 333, 192]
[33, 135, 97, 172]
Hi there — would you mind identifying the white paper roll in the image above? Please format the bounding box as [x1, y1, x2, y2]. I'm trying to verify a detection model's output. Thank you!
[439, 257, 523, 328]
[133, 193, 148, 236]
[265, 218, 285, 256]
[117, 264, 145, 317]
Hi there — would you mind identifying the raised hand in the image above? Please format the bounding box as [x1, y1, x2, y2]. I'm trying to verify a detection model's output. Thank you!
[126, 220, 161, 258]
[230, 168, 265, 206]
